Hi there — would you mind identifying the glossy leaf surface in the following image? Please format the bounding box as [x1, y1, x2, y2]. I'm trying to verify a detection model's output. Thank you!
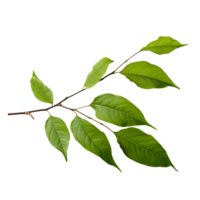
[70, 115, 120, 171]
[141, 36, 187, 55]
[120, 61, 179, 89]
[30, 71, 53, 104]
[84, 57, 113, 88]
[90, 93, 155, 129]
[45, 116, 70, 161]
[115, 128, 177, 170]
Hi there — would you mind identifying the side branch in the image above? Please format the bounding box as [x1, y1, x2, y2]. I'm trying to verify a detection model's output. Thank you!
[75, 110, 113, 133]
[59, 103, 113, 133]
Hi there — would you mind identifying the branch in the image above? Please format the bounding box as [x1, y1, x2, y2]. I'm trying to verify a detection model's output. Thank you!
[99, 50, 141, 83]
[58, 103, 113, 133]
[76, 110, 113, 132]
[7, 88, 86, 116]
[8, 50, 140, 117]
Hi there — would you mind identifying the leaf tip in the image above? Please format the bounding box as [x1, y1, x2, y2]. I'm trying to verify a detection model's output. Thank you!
[149, 125, 159, 131]
[185, 43, 191, 46]
[31, 70, 38, 77]
[171, 164, 180, 173]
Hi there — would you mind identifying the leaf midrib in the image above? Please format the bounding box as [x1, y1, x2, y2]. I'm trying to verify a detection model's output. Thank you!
[143, 44, 184, 49]
[121, 72, 173, 86]
[116, 134, 169, 164]
[93, 104, 145, 123]
[76, 116, 117, 168]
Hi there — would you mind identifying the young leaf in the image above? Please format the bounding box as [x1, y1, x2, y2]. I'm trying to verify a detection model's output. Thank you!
[45, 115, 70, 161]
[120, 61, 179, 89]
[90, 93, 155, 129]
[70, 115, 120, 171]
[114, 128, 177, 171]
[30, 71, 53, 104]
[141, 36, 187, 55]
[84, 57, 113, 89]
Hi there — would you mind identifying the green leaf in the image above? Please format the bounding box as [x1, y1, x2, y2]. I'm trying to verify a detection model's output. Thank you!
[90, 93, 155, 129]
[141, 36, 187, 55]
[30, 71, 53, 104]
[70, 115, 120, 171]
[45, 115, 70, 161]
[120, 61, 179, 89]
[84, 57, 114, 89]
[114, 128, 177, 171]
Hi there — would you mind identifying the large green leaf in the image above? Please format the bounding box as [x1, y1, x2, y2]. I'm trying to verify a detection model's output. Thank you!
[30, 71, 53, 104]
[45, 115, 70, 161]
[120, 61, 179, 89]
[84, 57, 113, 89]
[141, 36, 187, 55]
[90, 93, 155, 129]
[115, 128, 177, 171]
[70, 115, 120, 171]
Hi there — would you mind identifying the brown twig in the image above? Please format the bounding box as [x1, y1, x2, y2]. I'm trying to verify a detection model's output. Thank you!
[25, 112, 37, 121]
[8, 88, 86, 116]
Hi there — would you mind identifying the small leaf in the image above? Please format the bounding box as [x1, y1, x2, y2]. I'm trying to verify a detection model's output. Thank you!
[45, 116, 70, 161]
[90, 93, 155, 129]
[70, 115, 120, 171]
[30, 71, 53, 104]
[114, 128, 177, 171]
[141, 36, 187, 55]
[84, 57, 114, 89]
[120, 61, 179, 89]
